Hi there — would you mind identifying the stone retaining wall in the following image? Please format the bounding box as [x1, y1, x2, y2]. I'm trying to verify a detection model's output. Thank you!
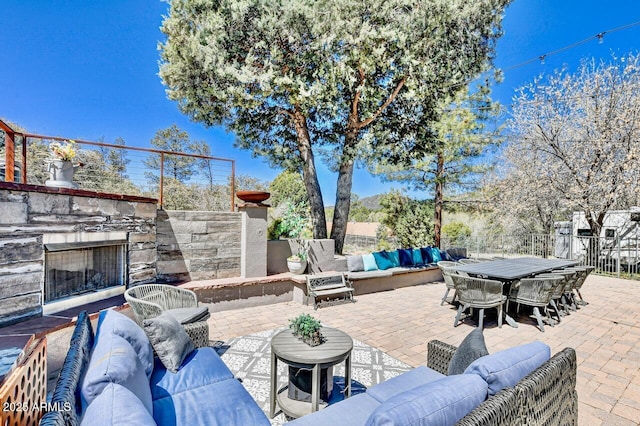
[156, 210, 242, 282]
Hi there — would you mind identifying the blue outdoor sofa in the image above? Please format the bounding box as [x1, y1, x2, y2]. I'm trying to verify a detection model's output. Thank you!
[40, 308, 577, 426]
[288, 336, 577, 426]
[39, 309, 269, 426]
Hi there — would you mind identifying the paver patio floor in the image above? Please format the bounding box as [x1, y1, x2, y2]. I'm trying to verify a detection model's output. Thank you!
[205, 274, 640, 425]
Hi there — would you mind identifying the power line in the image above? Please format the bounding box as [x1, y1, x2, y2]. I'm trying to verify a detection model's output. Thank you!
[502, 20, 640, 72]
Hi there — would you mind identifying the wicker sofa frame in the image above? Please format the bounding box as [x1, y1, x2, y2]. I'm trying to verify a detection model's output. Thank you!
[426, 340, 578, 426]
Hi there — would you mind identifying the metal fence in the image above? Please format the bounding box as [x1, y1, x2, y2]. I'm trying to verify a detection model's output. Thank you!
[443, 234, 640, 280]
[0, 122, 235, 211]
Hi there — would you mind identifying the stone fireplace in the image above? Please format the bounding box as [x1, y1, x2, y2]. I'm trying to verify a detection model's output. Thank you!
[43, 232, 127, 303]
[0, 183, 158, 326]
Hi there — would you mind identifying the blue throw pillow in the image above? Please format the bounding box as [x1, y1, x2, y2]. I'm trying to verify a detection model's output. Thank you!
[365, 374, 488, 426]
[464, 341, 550, 396]
[430, 247, 442, 262]
[412, 248, 424, 266]
[362, 253, 379, 271]
[387, 250, 400, 267]
[398, 249, 414, 267]
[420, 246, 433, 264]
[372, 251, 393, 270]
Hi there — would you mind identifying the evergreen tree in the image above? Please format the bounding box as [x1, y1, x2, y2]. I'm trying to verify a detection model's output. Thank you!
[158, 0, 510, 252]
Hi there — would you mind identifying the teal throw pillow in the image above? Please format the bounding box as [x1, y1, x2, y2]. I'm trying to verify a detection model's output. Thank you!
[372, 251, 393, 270]
[412, 248, 424, 266]
[362, 253, 379, 271]
[387, 250, 400, 267]
[430, 247, 442, 262]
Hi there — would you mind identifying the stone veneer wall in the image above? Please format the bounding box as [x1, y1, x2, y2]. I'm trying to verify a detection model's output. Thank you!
[156, 210, 242, 282]
[0, 185, 157, 326]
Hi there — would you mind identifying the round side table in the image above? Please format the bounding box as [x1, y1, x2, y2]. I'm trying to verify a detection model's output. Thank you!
[269, 327, 353, 419]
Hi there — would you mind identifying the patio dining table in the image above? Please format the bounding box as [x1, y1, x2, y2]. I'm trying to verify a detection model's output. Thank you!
[452, 257, 579, 281]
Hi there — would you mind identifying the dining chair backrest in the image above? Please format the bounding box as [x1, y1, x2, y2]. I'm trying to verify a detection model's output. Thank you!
[513, 276, 564, 305]
[549, 269, 577, 293]
[437, 261, 459, 289]
[535, 273, 566, 299]
[451, 275, 504, 306]
[457, 258, 480, 265]
[563, 266, 592, 290]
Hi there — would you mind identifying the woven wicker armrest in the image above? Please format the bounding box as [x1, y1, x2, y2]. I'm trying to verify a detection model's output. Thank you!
[124, 293, 163, 325]
[455, 387, 518, 426]
[43, 311, 94, 426]
[426, 340, 457, 375]
[514, 347, 578, 425]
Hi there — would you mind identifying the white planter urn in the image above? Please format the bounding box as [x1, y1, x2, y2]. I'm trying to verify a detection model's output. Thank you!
[287, 258, 308, 275]
[46, 160, 79, 189]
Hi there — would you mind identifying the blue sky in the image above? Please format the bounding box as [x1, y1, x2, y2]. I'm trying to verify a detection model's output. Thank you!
[1, 1, 639, 203]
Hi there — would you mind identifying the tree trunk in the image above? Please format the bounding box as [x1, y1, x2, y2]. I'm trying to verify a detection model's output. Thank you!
[292, 108, 327, 239]
[434, 151, 444, 248]
[331, 158, 355, 254]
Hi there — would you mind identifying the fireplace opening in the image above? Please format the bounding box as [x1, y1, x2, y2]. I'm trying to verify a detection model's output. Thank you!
[44, 239, 126, 303]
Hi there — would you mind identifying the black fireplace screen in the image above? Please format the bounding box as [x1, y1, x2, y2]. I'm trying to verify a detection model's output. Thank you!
[44, 243, 126, 303]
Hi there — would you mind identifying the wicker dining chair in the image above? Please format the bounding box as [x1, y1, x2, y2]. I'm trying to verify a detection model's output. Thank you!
[124, 284, 210, 348]
[563, 265, 594, 305]
[451, 275, 507, 329]
[437, 261, 460, 306]
[507, 276, 564, 332]
[536, 271, 573, 323]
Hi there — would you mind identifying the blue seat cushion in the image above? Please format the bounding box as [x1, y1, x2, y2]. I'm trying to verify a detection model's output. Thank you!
[365, 374, 488, 426]
[81, 333, 153, 414]
[80, 383, 156, 426]
[152, 376, 270, 426]
[96, 309, 154, 378]
[367, 366, 445, 402]
[288, 393, 381, 426]
[464, 341, 550, 395]
[150, 347, 234, 401]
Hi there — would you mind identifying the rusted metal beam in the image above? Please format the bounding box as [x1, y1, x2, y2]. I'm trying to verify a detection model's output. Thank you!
[0, 119, 15, 182]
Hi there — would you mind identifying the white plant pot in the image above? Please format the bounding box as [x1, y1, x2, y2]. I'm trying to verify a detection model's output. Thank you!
[287, 259, 308, 275]
[45, 160, 78, 189]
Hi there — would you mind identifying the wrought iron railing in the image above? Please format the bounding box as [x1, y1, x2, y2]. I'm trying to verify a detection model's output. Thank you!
[442, 234, 640, 280]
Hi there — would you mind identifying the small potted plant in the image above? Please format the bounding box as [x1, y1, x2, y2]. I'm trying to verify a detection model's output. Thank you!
[46, 140, 83, 189]
[289, 313, 324, 347]
[287, 251, 308, 275]
[287, 239, 309, 274]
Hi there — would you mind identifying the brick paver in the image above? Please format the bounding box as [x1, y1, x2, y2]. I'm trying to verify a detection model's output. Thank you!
[204, 274, 640, 425]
